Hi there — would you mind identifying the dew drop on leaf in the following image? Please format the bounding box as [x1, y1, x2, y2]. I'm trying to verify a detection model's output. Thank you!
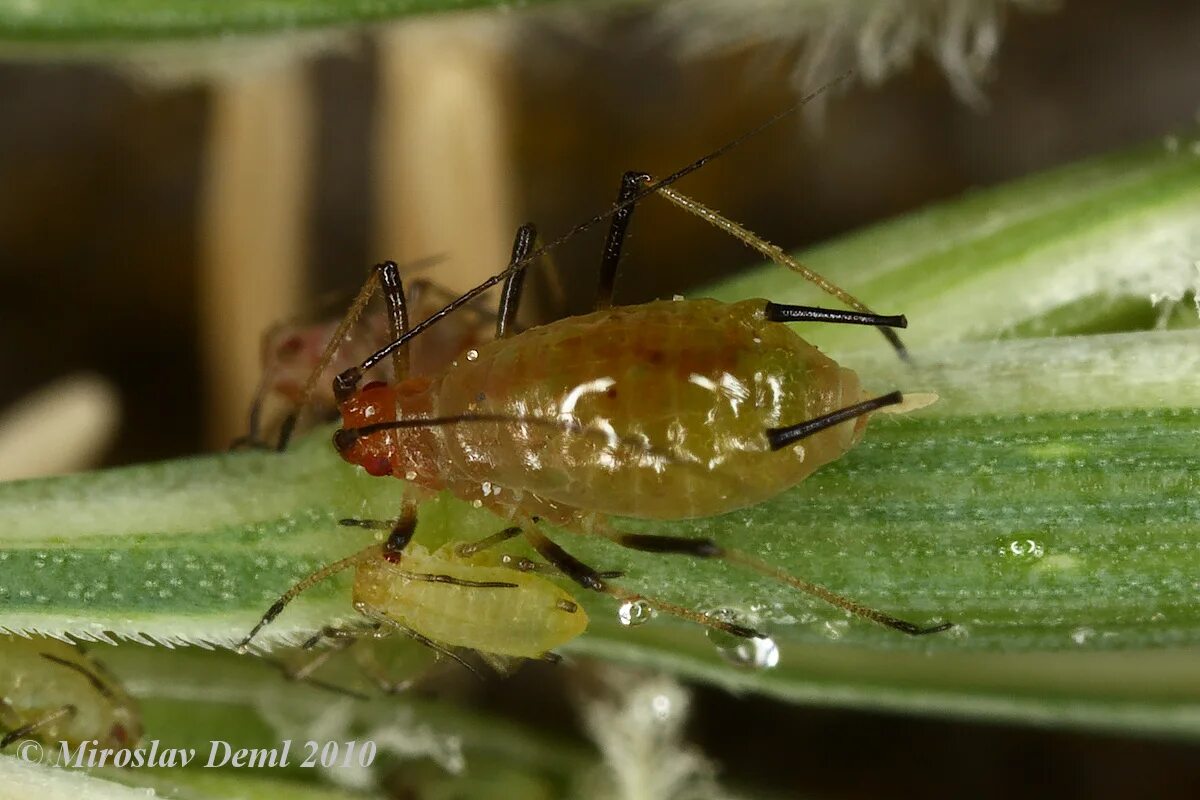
[617, 600, 655, 627]
[705, 608, 780, 670]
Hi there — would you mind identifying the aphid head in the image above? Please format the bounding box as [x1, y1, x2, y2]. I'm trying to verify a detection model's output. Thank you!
[102, 708, 143, 752]
[334, 377, 444, 486]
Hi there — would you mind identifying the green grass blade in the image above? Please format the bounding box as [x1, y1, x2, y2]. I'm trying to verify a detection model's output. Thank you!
[710, 137, 1200, 355]
[0, 0, 572, 41]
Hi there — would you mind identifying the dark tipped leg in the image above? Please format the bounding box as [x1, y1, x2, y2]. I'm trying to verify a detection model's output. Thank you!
[270, 633, 371, 700]
[375, 261, 412, 383]
[370, 617, 484, 679]
[455, 526, 624, 579]
[764, 302, 907, 329]
[340, 509, 417, 561]
[601, 530, 952, 636]
[766, 391, 904, 451]
[520, 526, 763, 639]
[454, 526, 524, 557]
[596, 171, 651, 310]
[497, 224, 537, 338]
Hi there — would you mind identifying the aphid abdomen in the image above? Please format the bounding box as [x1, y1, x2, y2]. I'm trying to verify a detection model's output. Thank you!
[436, 298, 868, 519]
[353, 547, 587, 659]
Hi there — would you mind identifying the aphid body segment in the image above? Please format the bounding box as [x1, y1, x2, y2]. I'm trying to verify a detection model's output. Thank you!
[0, 635, 141, 750]
[339, 298, 867, 522]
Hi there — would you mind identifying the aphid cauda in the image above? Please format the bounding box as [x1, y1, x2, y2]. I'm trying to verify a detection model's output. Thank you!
[0, 635, 141, 751]
[241, 77, 951, 657]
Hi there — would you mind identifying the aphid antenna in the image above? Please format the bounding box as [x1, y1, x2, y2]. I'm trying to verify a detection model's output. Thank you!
[333, 413, 686, 469]
[340, 69, 892, 390]
[236, 545, 378, 653]
[39, 651, 117, 699]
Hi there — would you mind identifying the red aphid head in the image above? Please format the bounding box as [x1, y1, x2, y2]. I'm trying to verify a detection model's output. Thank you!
[334, 377, 445, 488]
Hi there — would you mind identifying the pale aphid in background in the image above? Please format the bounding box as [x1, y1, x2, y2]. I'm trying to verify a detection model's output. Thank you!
[0, 634, 142, 752]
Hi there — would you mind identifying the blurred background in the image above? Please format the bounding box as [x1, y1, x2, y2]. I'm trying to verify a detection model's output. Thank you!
[1, 0, 1199, 796]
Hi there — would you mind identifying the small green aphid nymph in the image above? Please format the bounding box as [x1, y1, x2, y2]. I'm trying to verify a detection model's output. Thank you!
[238, 517, 588, 663]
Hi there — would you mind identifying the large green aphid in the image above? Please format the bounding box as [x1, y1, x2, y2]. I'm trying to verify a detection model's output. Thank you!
[243, 88, 953, 655]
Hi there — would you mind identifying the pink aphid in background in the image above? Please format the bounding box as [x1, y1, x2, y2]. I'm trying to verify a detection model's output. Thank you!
[242, 270, 496, 448]
[240, 81, 951, 659]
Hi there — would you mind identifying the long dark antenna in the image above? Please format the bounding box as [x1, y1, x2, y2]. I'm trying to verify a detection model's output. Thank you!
[334, 72, 855, 391]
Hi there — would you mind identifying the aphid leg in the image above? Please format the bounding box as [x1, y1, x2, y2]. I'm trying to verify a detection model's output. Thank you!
[508, 556, 623, 581]
[595, 171, 650, 310]
[636, 178, 910, 360]
[0, 701, 77, 749]
[352, 642, 418, 695]
[236, 543, 381, 653]
[454, 525, 524, 557]
[340, 507, 419, 560]
[277, 268, 383, 449]
[496, 224, 537, 338]
[369, 615, 485, 679]
[268, 637, 371, 700]
[596, 529, 950, 636]
[231, 359, 276, 450]
[454, 525, 623, 578]
[333, 77, 852, 393]
[376, 260, 412, 384]
[520, 525, 764, 639]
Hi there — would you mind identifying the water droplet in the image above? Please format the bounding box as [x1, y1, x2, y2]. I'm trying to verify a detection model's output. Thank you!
[705, 608, 780, 669]
[465, 349, 479, 362]
[618, 600, 655, 627]
[405, 470, 417, 481]
[472, 499, 482, 508]
[650, 693, 672, 720]
[1071, 626, 1096, 645]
